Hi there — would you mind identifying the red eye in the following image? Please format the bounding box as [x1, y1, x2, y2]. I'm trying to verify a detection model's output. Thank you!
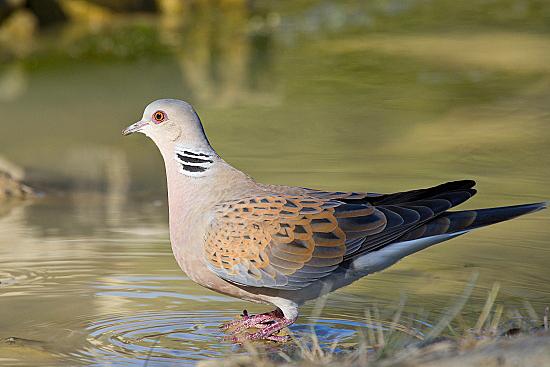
[152, 110, 167, 124]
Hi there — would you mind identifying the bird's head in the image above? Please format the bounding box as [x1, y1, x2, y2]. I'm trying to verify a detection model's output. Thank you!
[123, 99, 218, 177]
[123, 99, 211, 152]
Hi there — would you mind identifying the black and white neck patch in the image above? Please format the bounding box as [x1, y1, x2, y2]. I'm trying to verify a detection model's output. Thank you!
[174, 146, 215, 177]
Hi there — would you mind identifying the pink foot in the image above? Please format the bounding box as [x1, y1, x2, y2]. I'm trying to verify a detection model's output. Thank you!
[220, 309, 251, 331]
[221, 309, 280, 332]
[229, 309, 296, 343]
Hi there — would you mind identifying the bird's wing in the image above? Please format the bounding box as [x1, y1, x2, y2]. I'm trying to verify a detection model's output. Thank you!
[302, 180, 477, 206]
[203, 181, 476, 290]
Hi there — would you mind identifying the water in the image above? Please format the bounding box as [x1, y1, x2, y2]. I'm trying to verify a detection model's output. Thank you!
[1, 1, 550, 365]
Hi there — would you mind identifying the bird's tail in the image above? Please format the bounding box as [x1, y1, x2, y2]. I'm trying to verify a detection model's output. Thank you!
[396, 201, 547, 242]
[352, 201, 547, 275]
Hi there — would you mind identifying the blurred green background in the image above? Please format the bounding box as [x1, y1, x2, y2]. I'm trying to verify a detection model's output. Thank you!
[0, 1, 549, 366]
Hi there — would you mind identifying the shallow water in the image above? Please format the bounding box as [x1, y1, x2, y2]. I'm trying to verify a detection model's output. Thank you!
[1, 1, 550, 365]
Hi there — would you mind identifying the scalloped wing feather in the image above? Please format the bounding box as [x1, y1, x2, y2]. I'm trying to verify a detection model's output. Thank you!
[203, 194, 386, 290]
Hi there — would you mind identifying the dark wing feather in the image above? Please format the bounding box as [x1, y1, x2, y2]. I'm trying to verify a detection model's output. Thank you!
[305, 180, 476, 206]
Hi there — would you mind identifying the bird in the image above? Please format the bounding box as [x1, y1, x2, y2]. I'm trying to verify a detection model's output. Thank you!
[123, 98, 547, 342]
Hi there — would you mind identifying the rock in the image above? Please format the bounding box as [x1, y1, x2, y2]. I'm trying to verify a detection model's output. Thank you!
[0, 171, 34, 200]
[0, 157, 34, 200]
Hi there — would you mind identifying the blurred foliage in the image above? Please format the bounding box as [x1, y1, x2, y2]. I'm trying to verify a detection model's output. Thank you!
[1, 0, 550, 64]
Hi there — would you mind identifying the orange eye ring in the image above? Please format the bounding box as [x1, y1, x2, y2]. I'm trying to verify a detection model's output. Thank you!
[152, 110, 167, 124]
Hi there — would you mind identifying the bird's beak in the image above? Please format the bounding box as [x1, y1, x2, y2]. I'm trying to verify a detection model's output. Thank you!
[122, 120, 148, 136]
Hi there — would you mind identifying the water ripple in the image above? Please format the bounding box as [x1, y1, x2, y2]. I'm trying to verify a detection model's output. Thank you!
[0, 268, 50, 290]
[82, 310, 232, 366]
